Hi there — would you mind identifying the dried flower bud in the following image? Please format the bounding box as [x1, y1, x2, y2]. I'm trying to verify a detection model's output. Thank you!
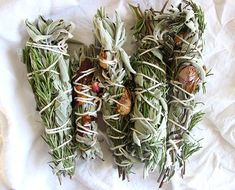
[177, 65, 200, 93]
[116, 88, 131, 116]
[75, 85, 81, 92]
[82, 115, 92, 124]
[99, 49, 108, 69]
[91, 82, 100, 93]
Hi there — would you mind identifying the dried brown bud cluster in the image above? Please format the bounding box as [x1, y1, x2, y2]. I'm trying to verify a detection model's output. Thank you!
[99, 49, 108, 69]
[116, 88, 132, 116]
[177, 65, 200, 93]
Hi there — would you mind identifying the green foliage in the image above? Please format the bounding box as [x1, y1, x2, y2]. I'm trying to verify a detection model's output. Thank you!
[94, 8, 137, 180]
[129, 5, 168, 177]
[130, 0, 207, 186]
[188, 111, 205, 131]
[23, 16, 75, 181]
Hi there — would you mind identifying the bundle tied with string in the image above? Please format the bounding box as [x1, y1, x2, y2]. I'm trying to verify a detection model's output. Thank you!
[129, 4, 168, 178]
[93, 8, 137, 180]
[71, 44, 103, 160]
[152, 0, 208, 187]
[22, 16, 76, 181]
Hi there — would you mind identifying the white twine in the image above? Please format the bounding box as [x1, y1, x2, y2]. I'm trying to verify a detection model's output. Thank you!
[168, 118, 188, 132]
[45, 119, 71, 134]
[106, 81, 124, 88]
[103, 113, 120, 121]
[108, 134, 126, 140]
[175, 34, 203, 57]
[56, 154, 76, 162]
[26, 41, 69, 56]
[63, 165, 75, 171]
[168, 139, 181, 155]
[135, 83, 163, 95]
[110, 144, 126, 151]
[142, 35, 159, 44]
[99, 58, 117, 66]
[139, 45, 162, 57]
[39, 88, 72, 115]
[108, 96, 129, 110]
[27, 54, 62, 78]
[76, 121, 98, 135]
[51, 135, 72, 152]
[74, 68, 96, 82]
[73, 63, 102, 155]
[142, 61, 166, 74]
[136, 73, 160, 84]
[170, 81, 195, 97]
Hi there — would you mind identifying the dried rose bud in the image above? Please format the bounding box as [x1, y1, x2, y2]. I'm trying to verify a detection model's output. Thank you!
[82, 115, 92, 124]
[177, 65, 200, 93]
[116, 88, 131, 116]
[75, 85, 81, 92]
[91, 82, 100, 93]
[99, 49, 108, 69]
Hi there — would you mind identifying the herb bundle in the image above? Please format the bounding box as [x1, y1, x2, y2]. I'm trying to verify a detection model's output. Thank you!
[129, 5, 168, 178]
[20, 2, 207, 185]
[71, 45, 103, 159]
[150, 0, 207, 186]
[93, 8, 137, 179]
[22, 16, 76, 180]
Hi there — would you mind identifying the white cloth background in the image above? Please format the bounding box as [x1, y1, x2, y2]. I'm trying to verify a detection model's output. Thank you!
[0, 0, 235, 189]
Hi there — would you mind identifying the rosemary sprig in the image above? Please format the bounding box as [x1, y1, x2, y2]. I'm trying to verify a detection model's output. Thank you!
[93, 8, 137, 180]
[129, 5, 168, 178]
[22, 16, 76, 181]
[71, 44, 103, 159]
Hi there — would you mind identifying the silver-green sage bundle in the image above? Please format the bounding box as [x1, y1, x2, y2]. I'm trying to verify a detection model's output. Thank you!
[71, 45, 103, 159]
[93, 8, 137, 180]
[152, 0, 208, 186]
[129, 5, 168, 178]
[22, 16, 76, 180]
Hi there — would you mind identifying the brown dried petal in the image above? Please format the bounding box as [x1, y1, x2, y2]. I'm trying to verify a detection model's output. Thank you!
[82, 115, 92, 124]
[177, 65, 200, 93]
[116, 88, 131, 116]
[99, 49, 108, 69]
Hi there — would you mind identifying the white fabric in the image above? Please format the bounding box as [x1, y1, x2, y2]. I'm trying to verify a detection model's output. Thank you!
[0, 0, 235, 189]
